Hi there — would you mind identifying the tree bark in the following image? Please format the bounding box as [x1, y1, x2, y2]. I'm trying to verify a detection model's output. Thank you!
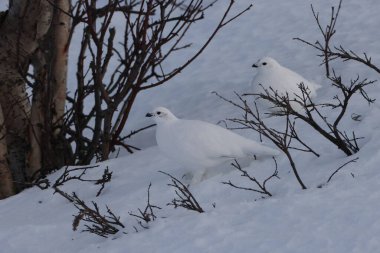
[51, 0, 70, 132]
[0, 0, 53, 196]
[29, 0, 71, 176]
[0, 104, 15, 198]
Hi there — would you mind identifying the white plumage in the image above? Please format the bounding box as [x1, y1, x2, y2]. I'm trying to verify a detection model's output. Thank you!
[146, 107, 279, 183]
[251, 57, 321, 112]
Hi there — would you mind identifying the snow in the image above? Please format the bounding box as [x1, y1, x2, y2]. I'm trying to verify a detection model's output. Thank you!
[1, 0, 380, 252]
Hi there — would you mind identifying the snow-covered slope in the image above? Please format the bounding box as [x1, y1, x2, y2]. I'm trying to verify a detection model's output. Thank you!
[1, 0, 380, 252]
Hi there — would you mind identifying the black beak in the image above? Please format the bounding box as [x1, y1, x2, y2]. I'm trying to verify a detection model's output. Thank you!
[252, 64, 258, 68]
[146, 113, 153, 117]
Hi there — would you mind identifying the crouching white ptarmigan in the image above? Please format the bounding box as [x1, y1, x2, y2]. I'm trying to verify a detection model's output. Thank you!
[146, 107, 280, 184]
[251, 56, 321, 113]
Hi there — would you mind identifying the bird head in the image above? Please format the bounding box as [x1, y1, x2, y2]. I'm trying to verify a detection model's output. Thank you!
[146, 107, 177, 124]
[252, 57, 279, 70]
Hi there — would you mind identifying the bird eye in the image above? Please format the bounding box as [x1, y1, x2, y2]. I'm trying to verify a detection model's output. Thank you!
[157, 111, 161, 115]
[262, 62, 267, 65]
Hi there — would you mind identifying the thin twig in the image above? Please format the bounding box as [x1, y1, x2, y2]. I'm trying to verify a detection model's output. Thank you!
[159, 171, 204, 213]
[327, 157, 358, 183]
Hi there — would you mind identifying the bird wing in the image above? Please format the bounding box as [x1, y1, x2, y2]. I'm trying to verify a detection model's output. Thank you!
[279, 67, 321, 96]
[175, 119, 279, 158]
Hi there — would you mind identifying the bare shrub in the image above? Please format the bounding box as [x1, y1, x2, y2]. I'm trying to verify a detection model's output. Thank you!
[215, 76, 370, 188]
[222, 159, 279, 197]
[71, 192, 126, 238]
[216, 0, 377, 190]
[294, 0, 380, 77]
[214, 91, 315, 189]
[63, 0, 252, 164]
[159, 171, 204, 213]
[0, 0, 253, 198]
[53, 165, 112, 197]
[129, 182, 162, 230]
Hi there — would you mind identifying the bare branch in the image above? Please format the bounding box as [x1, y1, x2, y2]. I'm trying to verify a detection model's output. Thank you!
[64, 0, 251, 164]
[129, 182, 162, 230]
[71, 192, 125, 238]
[53, 165, 112, 197]
[222, 159, 279, 197]
[327, 157, 358, 183]
[159, 171, 204, 213]
[214, 91, 310, 189]
[295, 0, 380, 76]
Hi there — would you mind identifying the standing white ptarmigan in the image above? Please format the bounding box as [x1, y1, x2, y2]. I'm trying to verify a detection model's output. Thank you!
[146, 107, 279, 183]
[251, 57, 321, 113]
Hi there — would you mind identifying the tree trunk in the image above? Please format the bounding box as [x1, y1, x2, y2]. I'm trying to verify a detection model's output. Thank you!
[51, 0, 70, 132]
[0, 104, 15, 198]
[0, 0, 53, 197]
[0, 78, 30, 191]
[29, 0, 71, 176]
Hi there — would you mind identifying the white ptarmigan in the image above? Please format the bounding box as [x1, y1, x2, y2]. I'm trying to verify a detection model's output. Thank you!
[146, 107, 279, 183]
[251, 57, 321, 113]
